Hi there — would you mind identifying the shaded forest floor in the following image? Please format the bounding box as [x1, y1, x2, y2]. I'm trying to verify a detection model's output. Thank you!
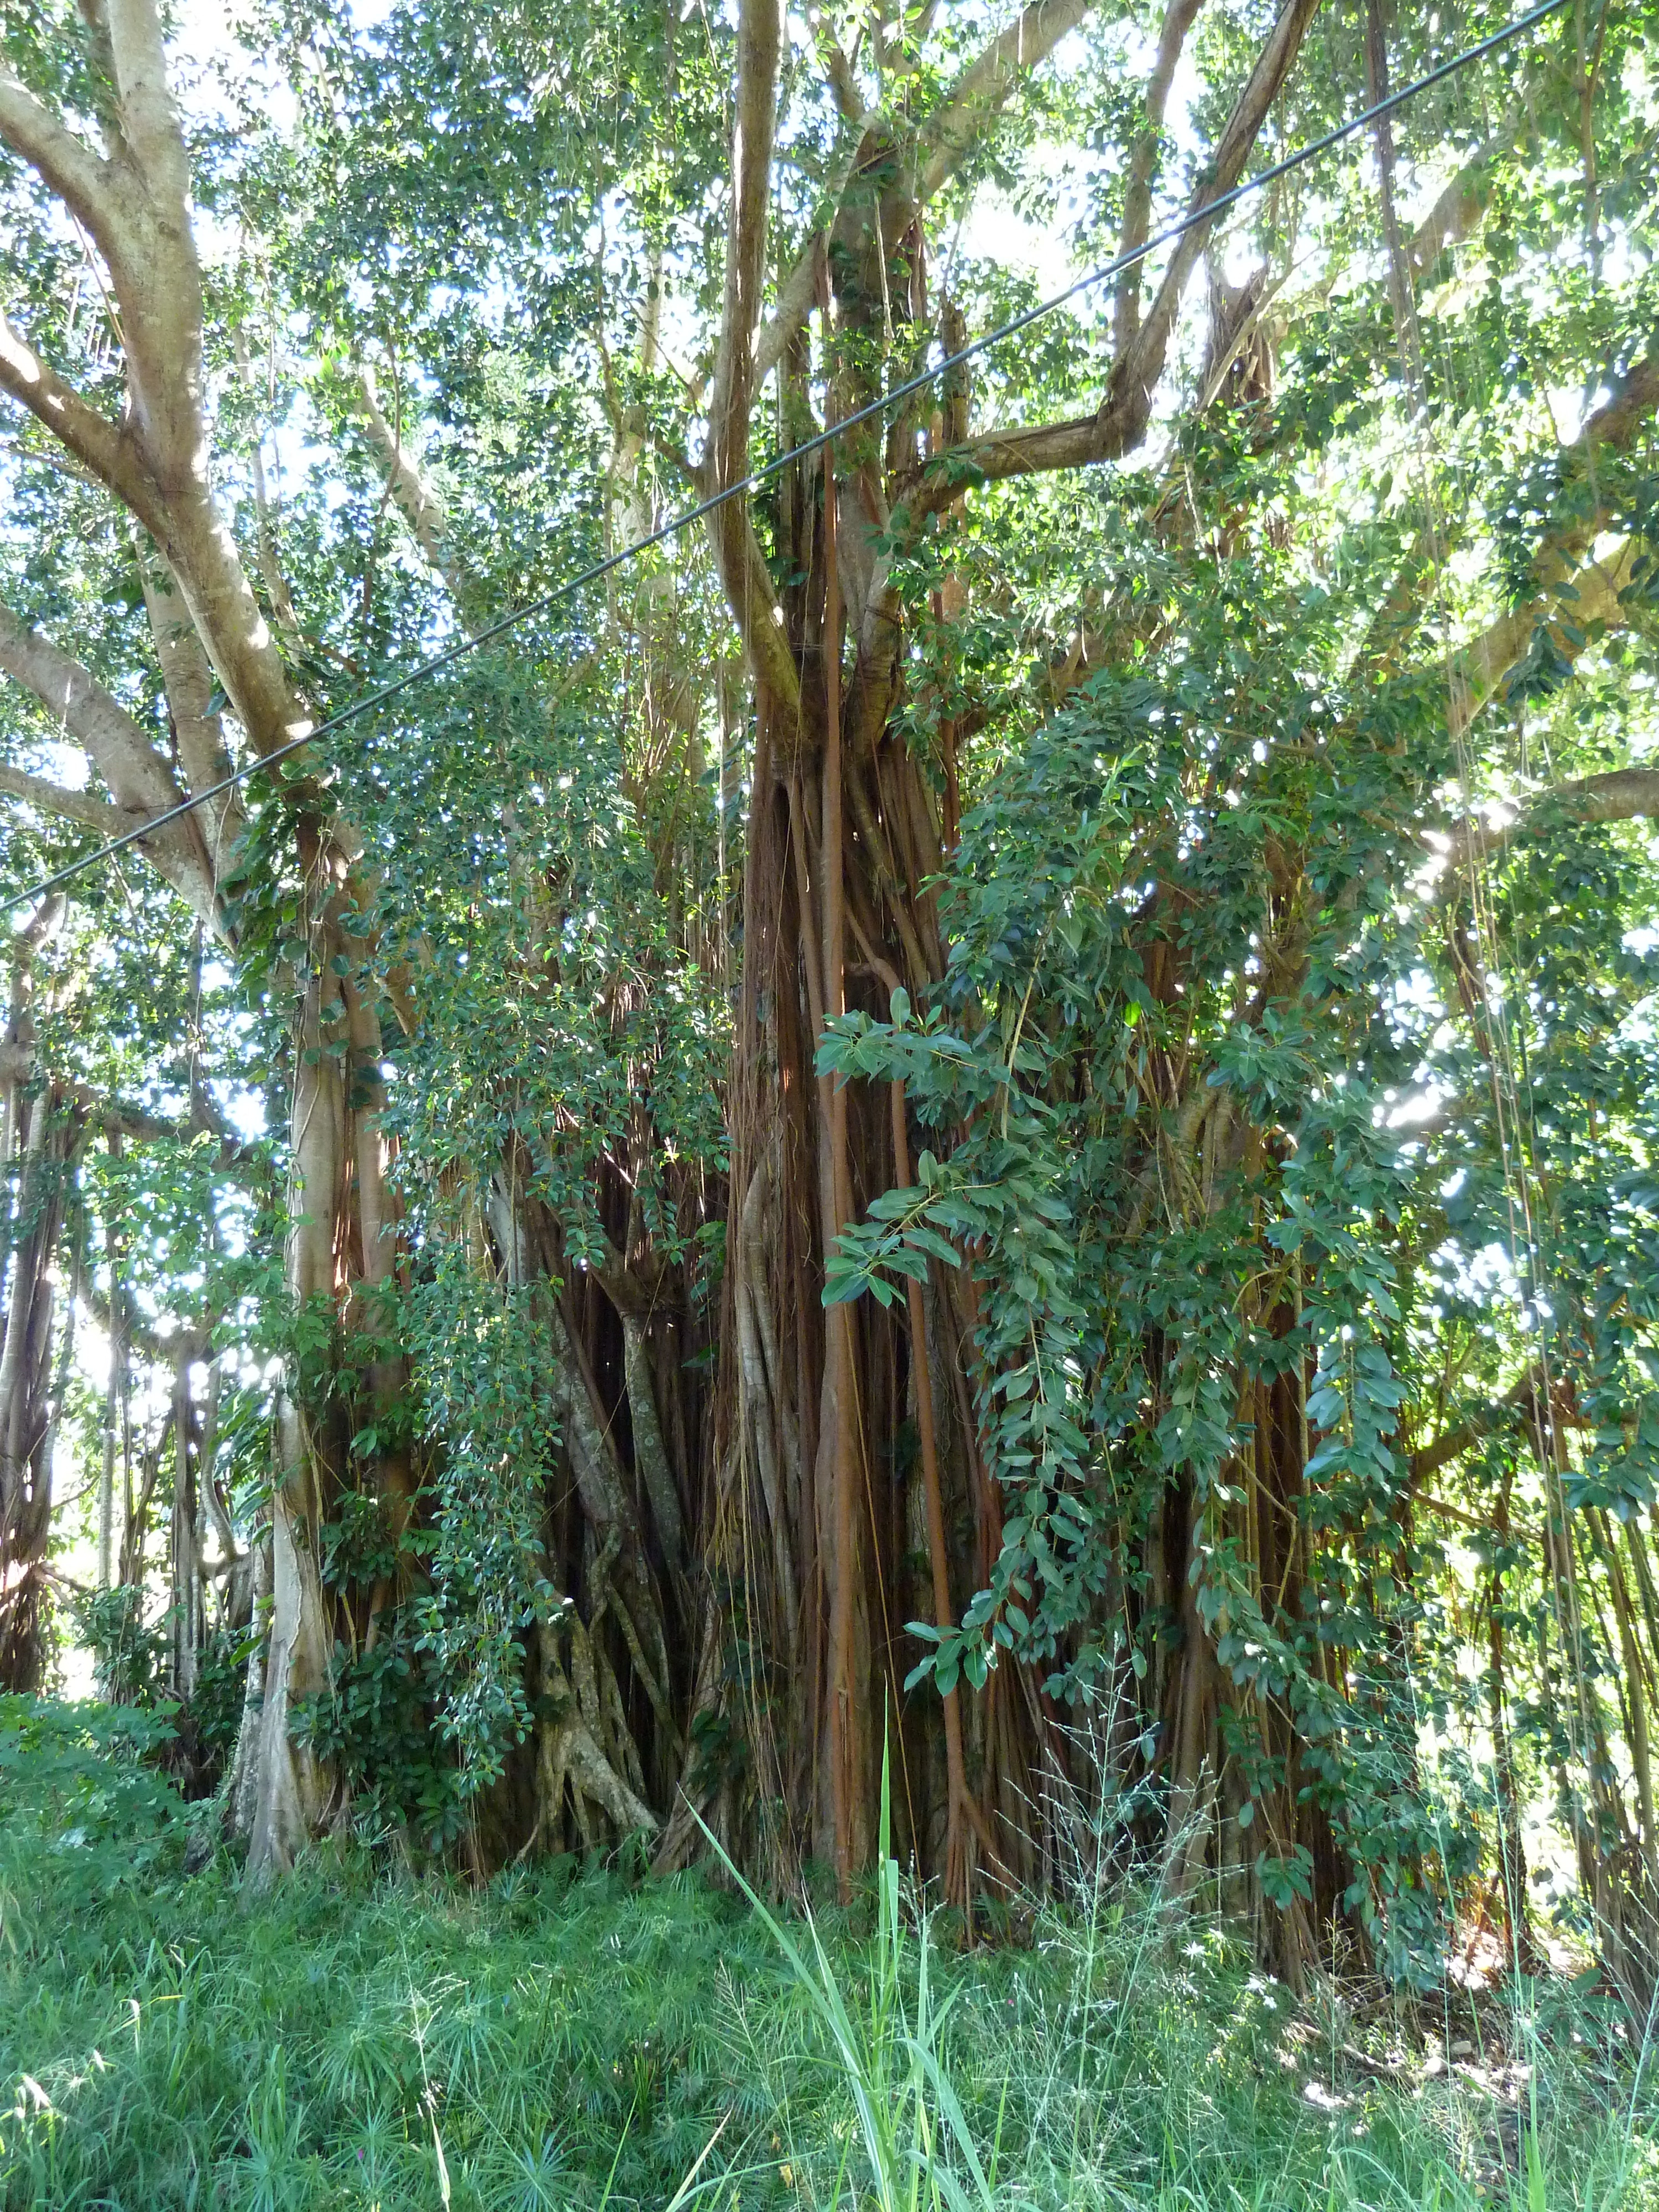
[1, 1702, 1656, 2209]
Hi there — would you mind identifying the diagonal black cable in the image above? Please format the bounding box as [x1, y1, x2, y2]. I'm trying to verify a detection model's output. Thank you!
[8, 0, 1571, 915]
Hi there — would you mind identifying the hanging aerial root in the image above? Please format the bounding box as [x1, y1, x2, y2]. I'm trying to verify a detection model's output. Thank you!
[529, 1616, 658, 1851]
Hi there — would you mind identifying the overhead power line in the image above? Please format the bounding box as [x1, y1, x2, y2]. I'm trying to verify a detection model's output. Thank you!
[11, 0, 1571, 915]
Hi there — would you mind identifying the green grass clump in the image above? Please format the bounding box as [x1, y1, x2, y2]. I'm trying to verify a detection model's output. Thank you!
[0, 1698, 1655, 2209]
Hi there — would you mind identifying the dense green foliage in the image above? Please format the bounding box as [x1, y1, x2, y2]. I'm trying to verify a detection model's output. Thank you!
[7, 0, 1659, 2044]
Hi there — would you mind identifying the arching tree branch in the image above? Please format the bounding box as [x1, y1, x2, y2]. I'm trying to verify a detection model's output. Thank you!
[1114, 0, 1208, 360]
[348, 362, 478, 628]
[0, 597, 179, 816]
[0, 762, 126, 838]
[0, 310, 161, 526]
[910, 0, 1323, 499]
[0, 1041, 258, 1175]
[3, 34, 311, 771]
[1446, 538, 1635, 742]
[1405, 87, 1540, 283]
[754, 0, 1102, 391]
[705, 0, 801, 721]
[0, 64, 116, 242]
[1439, 759, 1659, 878]
[1365, 347, 1659, 678]
[0, 595, 222, 917]
[915, 0, 1097, 201]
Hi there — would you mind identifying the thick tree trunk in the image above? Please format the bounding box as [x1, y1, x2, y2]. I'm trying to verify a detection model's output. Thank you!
[97, 1136, 128, 1593]
[662, 0, 1335, 1913]
[242, 1399, 334, 1874]
[0, 12, 411, 1862]
[168, 1345, 200, 1704]
[0, 1089, 82, 1690]
[679, 401, 1050, 1893]
[242, 868, 399, 1879]
[0, 900, 81, 1692]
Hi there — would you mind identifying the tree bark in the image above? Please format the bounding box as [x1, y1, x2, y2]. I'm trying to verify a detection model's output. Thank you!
[0, 17, 433, 1871]
[683, 0, 1332, 1901]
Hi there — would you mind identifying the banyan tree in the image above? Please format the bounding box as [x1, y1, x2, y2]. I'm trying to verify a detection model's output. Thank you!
[3, 0, 1659, 1992]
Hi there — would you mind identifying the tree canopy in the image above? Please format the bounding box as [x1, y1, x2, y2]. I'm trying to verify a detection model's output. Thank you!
[2, 0, 1659, 1996]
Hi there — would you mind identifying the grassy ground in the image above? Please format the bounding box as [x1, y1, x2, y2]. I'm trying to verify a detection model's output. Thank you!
[1, 1699, 1655, 2210]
